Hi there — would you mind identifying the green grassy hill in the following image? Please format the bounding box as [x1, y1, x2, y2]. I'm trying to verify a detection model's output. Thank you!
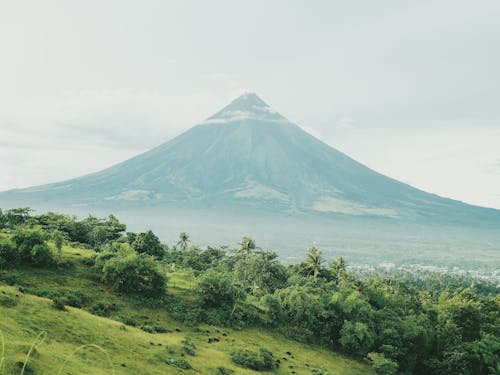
[0, 244, 371, 375]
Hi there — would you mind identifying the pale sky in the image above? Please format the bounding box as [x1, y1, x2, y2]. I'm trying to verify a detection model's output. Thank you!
[1, 0, 499, 208]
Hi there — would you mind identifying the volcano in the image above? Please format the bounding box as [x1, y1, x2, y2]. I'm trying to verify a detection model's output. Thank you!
[1, 93, 499, 223]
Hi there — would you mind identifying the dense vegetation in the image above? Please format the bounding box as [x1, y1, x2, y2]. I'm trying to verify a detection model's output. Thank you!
[1, 208, 499, 374]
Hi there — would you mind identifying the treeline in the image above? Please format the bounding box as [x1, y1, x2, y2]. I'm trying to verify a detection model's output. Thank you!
[0, 208, 499, 375]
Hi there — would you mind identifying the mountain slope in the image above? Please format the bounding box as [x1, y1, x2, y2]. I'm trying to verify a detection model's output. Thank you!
[1, 93, 499, 222]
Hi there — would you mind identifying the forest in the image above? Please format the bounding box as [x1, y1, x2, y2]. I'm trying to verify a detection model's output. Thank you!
[0, 207, 499, 374]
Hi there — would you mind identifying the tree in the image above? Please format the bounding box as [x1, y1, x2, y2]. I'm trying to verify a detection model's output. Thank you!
[330, 257, 347, 280]
[0, 237, 17, 267]
[31, 243, 55, 267]
[4, 207, 32, 227]
[11, 227, 47, 262]
[339, 321, 375, 356]
[176, 232, 190, 251]
[236, 236, 258, 259]
[233, 251, 288, 295]
[197, 269, 243, 308]
[101, 252, 166, 297]
[132, 230, 164, 259]
[51, 230, 66, 256]
[0, 208, 5, 229]
[303, 246, 325, 279]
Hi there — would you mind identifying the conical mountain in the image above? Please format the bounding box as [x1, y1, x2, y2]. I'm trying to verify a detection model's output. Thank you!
[1, 93, 499, 222]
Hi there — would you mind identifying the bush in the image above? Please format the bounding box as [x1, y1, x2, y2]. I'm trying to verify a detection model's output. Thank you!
[37, 289, 91, 308]
[198, 269, 243, 308]
[132, 230, 164, 259]
[230, 348, 275, 371]
[156, 355, 192, 370]
[101, 252, 166, 297]
[0, 238, 17, 267]
[9, 227, 55, 267]
[90, 301, 119, 317]
[181, 338, 197, 356]
[367, 352, 398, 375]
[31, 243, 54, 267]
[140, 323, 168, 333]
[11, 227, 47, 262]
[339, 321, 375, 356]
[52, 297, 66, 311]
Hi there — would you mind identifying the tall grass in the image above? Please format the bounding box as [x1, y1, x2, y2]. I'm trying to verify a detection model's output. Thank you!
[0, 329, 5, 375]
[56, 344, 115, 375]
[20, 331, 46, 375]
[0, 330, 114, 375]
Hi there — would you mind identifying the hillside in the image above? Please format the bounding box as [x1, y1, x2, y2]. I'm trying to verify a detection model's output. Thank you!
[1, 93, 499, 224]
[0, 245, 370, 375]
[1, 211, 499, 374]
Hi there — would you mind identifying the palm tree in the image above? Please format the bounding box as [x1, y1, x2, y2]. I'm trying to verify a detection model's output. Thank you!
[304, 246, 325, 279]
[176, 232, 190, 251]
[236, 236, 257, 259]
[330, 257, 347, 279]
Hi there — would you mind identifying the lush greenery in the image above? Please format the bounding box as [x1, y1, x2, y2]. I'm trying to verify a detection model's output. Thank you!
[1, 207, 499, 374]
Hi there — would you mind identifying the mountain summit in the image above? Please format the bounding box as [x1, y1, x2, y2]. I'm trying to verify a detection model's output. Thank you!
[1, 93, 499, 222]
[207, 93, 285, 123]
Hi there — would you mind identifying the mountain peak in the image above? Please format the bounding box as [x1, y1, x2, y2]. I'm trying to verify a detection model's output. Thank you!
[206, 92, 286, 123]
[226, 92, 269, 110]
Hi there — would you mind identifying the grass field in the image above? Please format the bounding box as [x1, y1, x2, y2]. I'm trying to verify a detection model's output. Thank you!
[0, 243, 372, 375]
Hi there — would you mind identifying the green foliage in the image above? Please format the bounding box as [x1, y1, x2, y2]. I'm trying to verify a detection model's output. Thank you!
[36, 289, 92, 308]
[197, 269, 243, 308]
[8, 227, 55, 267]
[0, 238, 17, 268]
[132, 230, 164, 259]
[367, 352, 398, 375]
[30, 244, 54, 267]
[175, 232, 190, 251]
[11, 227, 48, 262]
[51, 230, 65, 255]
[233, 250, 288, 295]
[1, 207, 32, 228]
[52, 297, 66, 311]
[100, 251, 166, 297]
[230, 348, 275, 371]
[89, 301, 119, 317]
[1, 207, 499, 374]
[339, 321, 375, 356]
[179, 246, 226, 271]
[156, 354, 192, 369]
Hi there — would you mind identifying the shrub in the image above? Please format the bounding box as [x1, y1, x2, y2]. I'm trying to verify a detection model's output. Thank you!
[90, 301, 119, 317]
[230, 348, 275, 371]
[31, 243, 54, 267]
[120, 315, 139, 327]
[101, 252, 166, 297]
[140, 323, 168, 333]
[11, 227, 47, 262]
[52, 297, 66, 311]
[339, 321, 375, 356]
[181, 338, 197, 356]
[37, 289, 91, 308]
[132, 230, 164, 259]
[10, 227, 55, 267]
[0, 238, 17, 267]
[156, 355, 192, 370]
[367, 352, 398, 375]
[198, 269, 243, 308]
